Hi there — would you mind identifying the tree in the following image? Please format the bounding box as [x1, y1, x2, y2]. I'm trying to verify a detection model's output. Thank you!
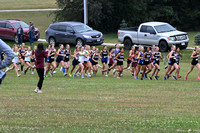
[54, 0, 200, 32]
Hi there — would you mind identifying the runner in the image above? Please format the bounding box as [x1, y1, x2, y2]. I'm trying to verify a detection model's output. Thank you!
[135, 46, 144, 80]
[115, 48, 125, 79]
[124, 46, 135, 70]
[164, 45, 179, 80]
[45, 45, 57, 77]
[24, 46, 32, 74]
[185, 46, 200, 81]
[63, 44, 71, 76]
[100, 46, 108, 77]
[70, 45, 80, 77]
[18, 43, 26, 73]
[149, 47, 162, 80]
[6, 46, 21, 77]
[92, 48, 101, 76]
[30, 45, 37, 74]
[56, 44, 65, 75]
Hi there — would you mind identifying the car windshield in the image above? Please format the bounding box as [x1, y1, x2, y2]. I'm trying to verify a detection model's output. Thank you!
[154, 24, 176, 33]
[12, 22, 29, 28]
[73, 24, 93, 33]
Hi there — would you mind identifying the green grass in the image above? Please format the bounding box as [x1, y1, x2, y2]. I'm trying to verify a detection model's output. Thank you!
[0, 0, 57, 10]
[1, 42, 200, 132]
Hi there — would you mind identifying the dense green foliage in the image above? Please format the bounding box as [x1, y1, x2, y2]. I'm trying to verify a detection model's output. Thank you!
[194, 33, 200, 45]
[54, 0, 200, 32]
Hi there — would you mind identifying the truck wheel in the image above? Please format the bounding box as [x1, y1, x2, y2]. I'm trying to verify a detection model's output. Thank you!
[14, 35, 18, 43]
[49, 37, 56, 46]
[159, 41, 168, 52]
[124, 39, 132, 50]
[76, 39, 84, 47]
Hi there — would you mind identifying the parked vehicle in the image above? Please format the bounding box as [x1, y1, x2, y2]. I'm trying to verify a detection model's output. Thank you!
[0, 20, 40, 43]
[118, 22, 189, 51]
[45, 22, 104, 46]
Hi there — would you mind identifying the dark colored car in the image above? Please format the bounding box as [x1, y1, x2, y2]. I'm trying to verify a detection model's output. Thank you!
[0, 20, 40, 43]
[45, 22, 104, 46]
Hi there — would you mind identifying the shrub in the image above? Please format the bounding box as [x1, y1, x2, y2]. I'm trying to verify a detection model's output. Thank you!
[194, 33, 200, 45]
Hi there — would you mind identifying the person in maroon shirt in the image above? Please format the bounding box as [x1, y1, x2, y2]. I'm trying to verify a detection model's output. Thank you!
[34, 43, 47, 93]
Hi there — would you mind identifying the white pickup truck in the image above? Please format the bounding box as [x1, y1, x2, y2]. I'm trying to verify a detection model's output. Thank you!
[118, 22, 189, 52]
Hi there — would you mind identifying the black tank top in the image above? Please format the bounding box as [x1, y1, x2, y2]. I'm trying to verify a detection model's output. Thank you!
[118, 54, 124, 62]
[94, 54, 99, 61]
[154, 52, 160, 61]
[65, 50, 70, 59]
[102, 50, 108, 59]
[145, 52, 151, 61]
[193, 52, 199, 62]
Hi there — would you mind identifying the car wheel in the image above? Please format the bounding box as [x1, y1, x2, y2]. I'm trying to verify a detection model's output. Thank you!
[124, 38, 132, 50]
[14, 35, 18, 43]
[49, 37, 56, 46]
[76, 39, 84, 47]
[159, 41, 168, 52]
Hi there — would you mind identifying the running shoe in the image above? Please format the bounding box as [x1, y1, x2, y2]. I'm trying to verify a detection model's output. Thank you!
[17, 74, 21, 77]
[50, 72, 53, 77]
[102, 71, 104, 75]
[140, 71, 143, 74]
[34, 88, 38, 93]
[113, 69, 116, 74]
[82, 75, 85, 79]
[63, 73, 67, 76]
[172, 75, 177, 80]
[31, 72, 34, 75]
[163, 76, 166, 80]
[117, 76, 120, 79]
[185, 76, 187, 81]
[91, 72, 93, 75]
[197, 78, 200, 81]
[127, 67, 130, 70]
[143, 75, 146, 79]
[120, 74, 123, 77]
[154, 76, 158, 80]
[177, 75, 181, 78]
[141, 78, 143, 80]
[69, 74, 72, 77]
[132, 73, 134, 77]
[148, 77, 152, 80]
[105, 75, 108, 77]
[73, 73, 76, 78]
[60, 67, 62, 71]
[37, 90, 42, 93]
[5, 67, 9, 73]
[53, 71, 56, 74]
[165, 65, 168, 69]
[135, 76, 138, 79]
[87, 74, 91, 78]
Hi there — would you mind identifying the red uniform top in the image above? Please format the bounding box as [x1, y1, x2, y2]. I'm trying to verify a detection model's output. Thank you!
[35, 50, 47, 69]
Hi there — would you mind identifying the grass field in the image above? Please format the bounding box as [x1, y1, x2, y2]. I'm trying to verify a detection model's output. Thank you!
[0, 0, 57, 10]
[1, 43, 200, 132]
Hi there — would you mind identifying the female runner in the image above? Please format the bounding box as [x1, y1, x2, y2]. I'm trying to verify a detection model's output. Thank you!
[185, 46, 200, 81]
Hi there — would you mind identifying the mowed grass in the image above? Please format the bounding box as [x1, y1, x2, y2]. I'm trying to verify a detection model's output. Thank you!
[0, 0, 57, 10]
[1, 43, 200, 132]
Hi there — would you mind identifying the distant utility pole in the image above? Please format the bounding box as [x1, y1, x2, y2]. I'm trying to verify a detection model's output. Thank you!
[84, 0, 88, 24]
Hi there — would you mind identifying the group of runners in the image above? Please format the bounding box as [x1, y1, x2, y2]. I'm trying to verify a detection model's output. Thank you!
[2, 43, 200, 81]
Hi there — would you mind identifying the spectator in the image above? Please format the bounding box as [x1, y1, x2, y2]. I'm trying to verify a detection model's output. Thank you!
[34, 43, 47, 93]
[17, 24, 23, 46]
[0, 39, 15, 85]
[29, 21, 35, 45]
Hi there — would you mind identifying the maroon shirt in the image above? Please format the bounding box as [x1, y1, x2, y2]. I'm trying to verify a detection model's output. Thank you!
[35, 50, 47, 69]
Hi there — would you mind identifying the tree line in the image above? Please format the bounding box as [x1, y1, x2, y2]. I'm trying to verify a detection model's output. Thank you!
[54, 0, 200, 32]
